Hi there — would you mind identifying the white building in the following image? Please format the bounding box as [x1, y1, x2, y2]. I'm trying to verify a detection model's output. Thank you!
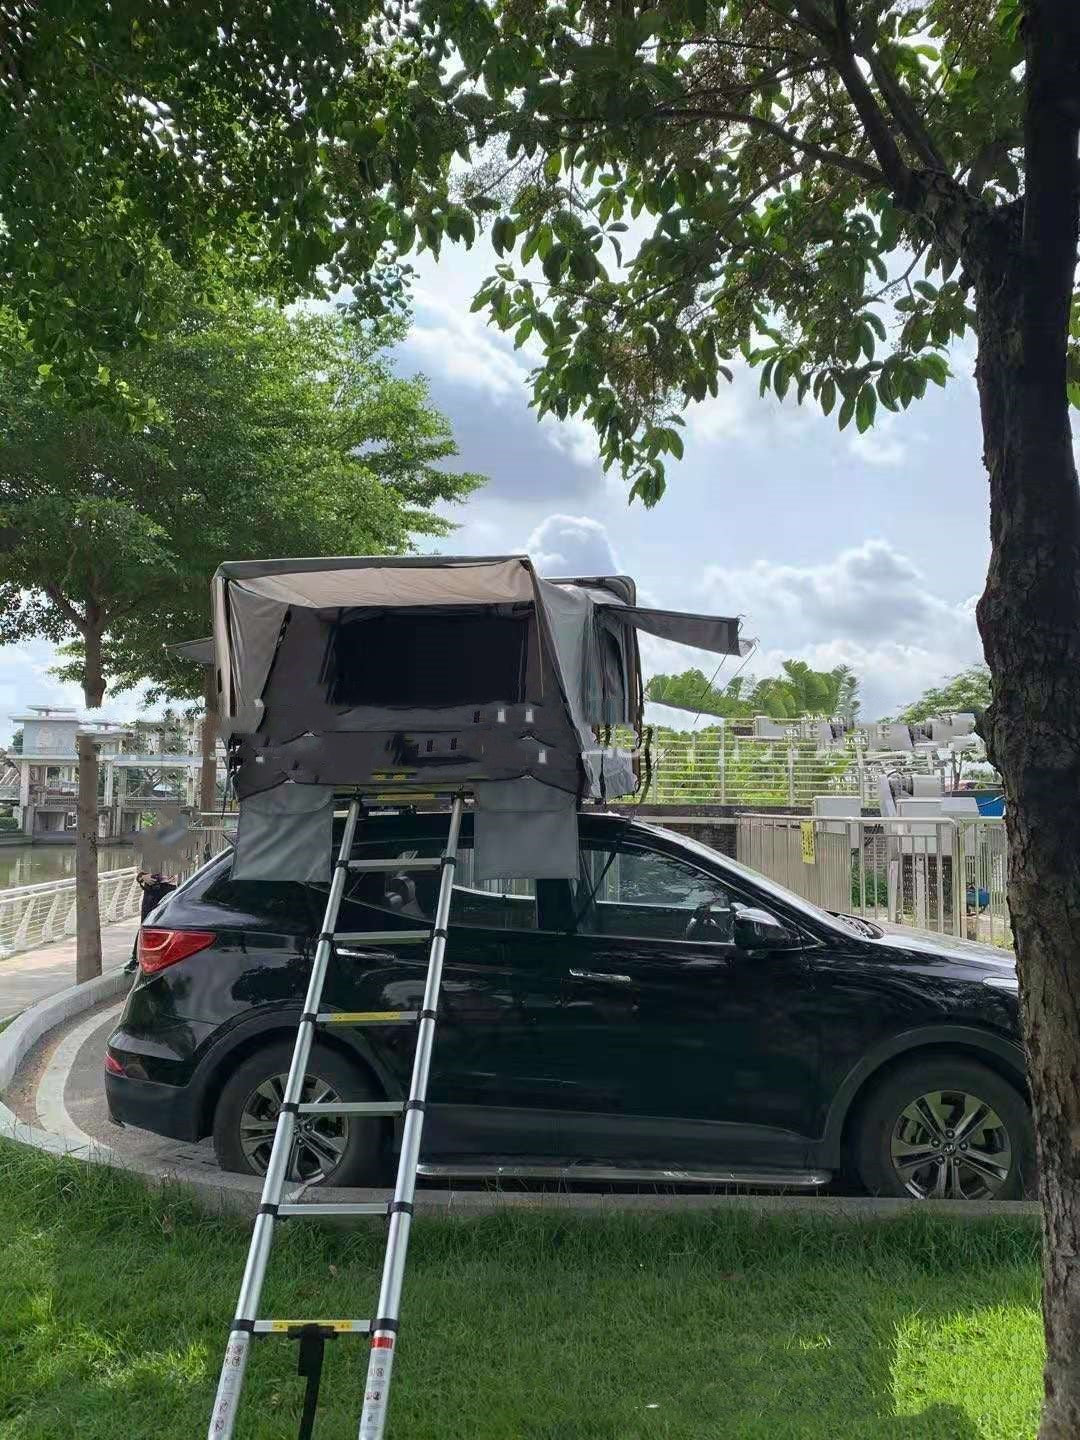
[4, 705, 223, 840]
[7, 707, 130, 838]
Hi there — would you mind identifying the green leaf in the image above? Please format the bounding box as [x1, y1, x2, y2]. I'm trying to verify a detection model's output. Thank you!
[838, 393, 856, 431]
[855, 384, 877, 433]
[545, 150, 562, 181]
[820, 376, 836, 416]
[542, 243, 567, 284]
[919, 352, 950, 386]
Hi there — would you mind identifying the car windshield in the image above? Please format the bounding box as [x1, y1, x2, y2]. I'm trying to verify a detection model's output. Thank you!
[631, 820, 866, 937]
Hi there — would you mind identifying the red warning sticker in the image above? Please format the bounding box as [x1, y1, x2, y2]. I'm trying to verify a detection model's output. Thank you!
[372, 1335, 395, 1349]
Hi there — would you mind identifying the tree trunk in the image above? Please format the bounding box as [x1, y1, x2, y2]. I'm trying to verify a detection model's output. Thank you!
[75, 613, 106, 983]
[200, 664, 219, 818]
[75, 730, 102, 983]
[971, 8, 1080, 1434]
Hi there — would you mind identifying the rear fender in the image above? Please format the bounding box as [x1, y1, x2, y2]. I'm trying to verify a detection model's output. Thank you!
[190, 1005, 401, 1139]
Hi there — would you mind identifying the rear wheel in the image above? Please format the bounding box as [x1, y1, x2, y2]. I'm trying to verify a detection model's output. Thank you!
[212, 1041, 384, 1187]
[852, 1056, 1034, 1201]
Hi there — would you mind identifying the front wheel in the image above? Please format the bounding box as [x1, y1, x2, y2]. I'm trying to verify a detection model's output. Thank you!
[212, 1041, 384, 1187]
[852, 1056, 1034, 1201]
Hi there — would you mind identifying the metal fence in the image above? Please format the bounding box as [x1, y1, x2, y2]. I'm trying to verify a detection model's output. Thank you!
[734, 812, 1012, 947]
[615, 730, 873, 808]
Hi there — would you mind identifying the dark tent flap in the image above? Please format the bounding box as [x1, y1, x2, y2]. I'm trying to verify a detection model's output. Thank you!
[169, 637, 214, 666]
[473, 778, 579, 880]
[608, 606, 747, 656]
[232, 784, 335, 881]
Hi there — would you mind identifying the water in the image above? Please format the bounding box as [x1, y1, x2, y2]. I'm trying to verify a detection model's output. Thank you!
[0, 842, 135, 891]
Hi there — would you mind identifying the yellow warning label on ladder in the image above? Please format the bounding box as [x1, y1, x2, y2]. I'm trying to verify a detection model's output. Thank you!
[800, 821, 816, 865]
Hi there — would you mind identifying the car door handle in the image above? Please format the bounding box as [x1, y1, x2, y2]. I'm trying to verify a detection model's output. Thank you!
[568, 968, 633, 986]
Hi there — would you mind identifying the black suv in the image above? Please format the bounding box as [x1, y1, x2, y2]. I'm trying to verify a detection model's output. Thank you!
[105, 812, 1030, 1201]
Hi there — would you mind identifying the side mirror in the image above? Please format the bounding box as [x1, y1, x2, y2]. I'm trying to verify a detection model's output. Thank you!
[733, 904, 796, 949]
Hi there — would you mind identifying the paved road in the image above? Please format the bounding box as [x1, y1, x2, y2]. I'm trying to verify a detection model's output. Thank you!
[6, 992, 220, 1169]
[0, 919, 137, 1017]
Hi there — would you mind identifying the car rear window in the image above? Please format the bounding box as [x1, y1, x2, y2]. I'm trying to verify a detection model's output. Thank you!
[200, 871, 316, 925]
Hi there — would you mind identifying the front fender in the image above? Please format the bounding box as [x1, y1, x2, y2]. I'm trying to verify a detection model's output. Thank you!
[819, 1024, 1028, 1166]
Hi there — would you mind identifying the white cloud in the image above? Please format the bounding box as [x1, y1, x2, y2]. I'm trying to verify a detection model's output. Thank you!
[539, 411, 601, 468]
[407, 291, 522, 399]
[0, 638, 168, 746]
[686, 382, 747, 443]
[700, 539, 983, 717]
[848, 412, 908, 467]
[407, 287, 601, 471]
[526, 514, 619, 576]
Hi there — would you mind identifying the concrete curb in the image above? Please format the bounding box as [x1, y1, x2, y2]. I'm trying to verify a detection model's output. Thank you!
[0, 965, 129, 1092]
[0, 967, 1042, 1223]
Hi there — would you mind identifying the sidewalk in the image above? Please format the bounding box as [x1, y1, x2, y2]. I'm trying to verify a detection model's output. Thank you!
[0, 920, 137, 1018]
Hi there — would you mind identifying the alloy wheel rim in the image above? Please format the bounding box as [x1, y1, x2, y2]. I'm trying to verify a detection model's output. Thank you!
[890, 1088, 1012, 1200]
[239, 1071, 349, 1183]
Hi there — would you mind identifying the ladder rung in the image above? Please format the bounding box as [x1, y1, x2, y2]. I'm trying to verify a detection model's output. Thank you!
[317, 1010, 417, 1026]
[278, 1203, 387, 1218]
[348, 857, 441, 872]
[334, 930, 430, 945]
[252, 1319, 371, 1335]
[298, 1100, 404, 1117]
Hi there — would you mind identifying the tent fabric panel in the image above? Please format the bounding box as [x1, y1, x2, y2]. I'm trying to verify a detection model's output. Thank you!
[473, 777, 580, 879]
[534, 578, 593, 729]
[581, 746, 636, 799]
[232, 783, 336, 881]
[227, 584, 289, 734]
[227, 557, 535, 610]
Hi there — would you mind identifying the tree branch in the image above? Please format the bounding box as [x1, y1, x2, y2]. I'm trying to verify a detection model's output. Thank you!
[860, 43, 947, 171]
[42, 583, 87, 633]
[650, 105, 884, 183]
[827, 0, 914, 199]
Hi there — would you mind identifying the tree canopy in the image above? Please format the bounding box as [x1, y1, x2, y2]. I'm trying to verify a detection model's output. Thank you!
[894, 664, 992, 723]
[5, 2, 1075, 491]
[647, 659, 860, 719]
[0, 294, 482, 706]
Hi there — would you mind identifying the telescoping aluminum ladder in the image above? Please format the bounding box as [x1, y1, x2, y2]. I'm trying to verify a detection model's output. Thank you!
[207, 793, 466, 1440]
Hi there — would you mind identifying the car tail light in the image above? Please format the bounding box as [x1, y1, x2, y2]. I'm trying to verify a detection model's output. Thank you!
[104, 1052, 125, 1076]
[138, 928, 216, 974]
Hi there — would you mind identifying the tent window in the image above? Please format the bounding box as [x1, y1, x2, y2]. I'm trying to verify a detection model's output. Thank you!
[600, 623, 630, 723]
[326, 609, 530, 707]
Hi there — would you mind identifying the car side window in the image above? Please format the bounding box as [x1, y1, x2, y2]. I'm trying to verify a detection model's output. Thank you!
[575, 843, 733, 942]
[319, 838, 539, 933]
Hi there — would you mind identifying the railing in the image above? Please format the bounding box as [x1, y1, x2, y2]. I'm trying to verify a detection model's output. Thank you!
[0, 868, 143, 958]
[0, 822, 236, 960]
[734, 812, 1012, 948]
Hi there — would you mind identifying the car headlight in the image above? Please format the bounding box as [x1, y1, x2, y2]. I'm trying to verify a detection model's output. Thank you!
[983, 974, 1019, 993]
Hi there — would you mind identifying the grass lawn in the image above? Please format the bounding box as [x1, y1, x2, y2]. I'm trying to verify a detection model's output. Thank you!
[0, 1140, 1045, 1440]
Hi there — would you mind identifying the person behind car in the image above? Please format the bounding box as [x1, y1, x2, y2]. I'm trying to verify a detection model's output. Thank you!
[124, 871, 177, 974]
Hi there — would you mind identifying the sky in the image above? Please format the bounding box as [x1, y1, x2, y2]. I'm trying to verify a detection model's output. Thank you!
[0, 231, 993, 744]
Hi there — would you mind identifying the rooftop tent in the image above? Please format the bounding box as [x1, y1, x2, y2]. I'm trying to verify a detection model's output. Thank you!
[207, 554, 746, 880]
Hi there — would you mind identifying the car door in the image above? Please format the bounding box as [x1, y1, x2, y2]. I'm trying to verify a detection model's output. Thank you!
[319, 832, 565, 1156]
[553, 835, 822, 1168]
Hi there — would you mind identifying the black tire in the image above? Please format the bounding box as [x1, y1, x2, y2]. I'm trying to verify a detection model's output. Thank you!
[212, 1040, 384, 1187]
[852, 1055, 1034, 1201]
